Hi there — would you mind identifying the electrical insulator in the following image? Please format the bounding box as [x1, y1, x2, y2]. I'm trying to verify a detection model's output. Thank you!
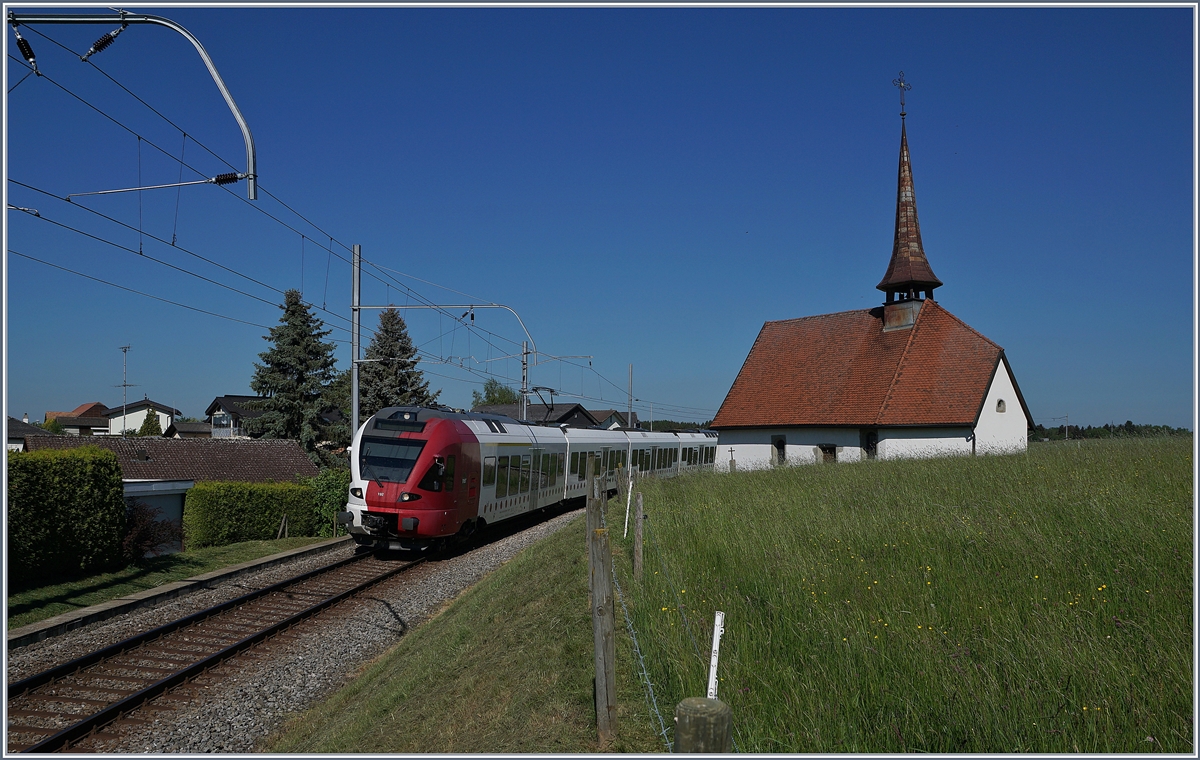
[81, 23, 127, 62]
[212, 173, 241, 186]
[11, 26, 37, 73]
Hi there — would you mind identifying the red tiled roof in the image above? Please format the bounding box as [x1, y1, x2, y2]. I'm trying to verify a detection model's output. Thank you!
[23, 437, 319, 482]
[711, 300, 1015, 429]
[46, 402, 108, 421]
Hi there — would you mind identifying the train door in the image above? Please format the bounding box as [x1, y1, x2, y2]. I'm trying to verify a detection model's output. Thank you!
[529, 447, 541, 511]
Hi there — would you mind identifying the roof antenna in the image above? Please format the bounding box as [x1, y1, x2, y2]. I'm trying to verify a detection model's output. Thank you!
[892, 71, 911, 119]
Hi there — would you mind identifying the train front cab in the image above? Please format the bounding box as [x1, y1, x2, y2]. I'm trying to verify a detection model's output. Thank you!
[344, 409, 481, 551]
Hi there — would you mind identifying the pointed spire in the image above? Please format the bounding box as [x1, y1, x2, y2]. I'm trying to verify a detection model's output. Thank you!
[877, 114, 942, 301]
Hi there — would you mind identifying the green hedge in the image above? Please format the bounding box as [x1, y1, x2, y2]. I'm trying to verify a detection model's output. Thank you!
[183, 481, 317, 548]
[7, 447, 127, 584]
[305, 468, 352, 537]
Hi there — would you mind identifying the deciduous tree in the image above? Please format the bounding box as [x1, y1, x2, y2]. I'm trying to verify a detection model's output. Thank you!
[471, 377, 520, 409]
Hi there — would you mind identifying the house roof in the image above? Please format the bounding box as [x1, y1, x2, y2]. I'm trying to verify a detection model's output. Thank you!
[54, 416, 111, 429]
[589, 409, 640, 427]
[24, 436, 320, 482]
[205, 395, 267, 420]
[711, 299, 1032, 430]
[46, 402, 109, 421]
[6, 417, 61, 439]
[164, 421, 212, 436]
[877, 122, 942, 295]
[103, 398, 182, 418]
[471, 403, 599, 427]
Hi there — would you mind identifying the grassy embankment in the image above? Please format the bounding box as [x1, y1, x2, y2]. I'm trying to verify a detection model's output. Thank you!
[7, 537, 329, 629]
[269, 437, 1192, 753]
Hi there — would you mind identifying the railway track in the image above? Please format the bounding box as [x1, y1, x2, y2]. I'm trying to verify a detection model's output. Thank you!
[6, 551, 422, 753]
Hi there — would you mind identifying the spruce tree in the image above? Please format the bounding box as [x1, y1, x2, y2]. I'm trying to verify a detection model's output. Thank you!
[137, 411, 163, 437]
[359, 308, 440, 419]
[247, 289, 340, 465]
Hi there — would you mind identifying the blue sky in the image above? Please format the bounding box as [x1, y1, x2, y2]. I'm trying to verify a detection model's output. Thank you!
[4, 5, 1194, 429]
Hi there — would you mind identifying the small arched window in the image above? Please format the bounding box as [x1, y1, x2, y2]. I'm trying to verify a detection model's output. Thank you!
[996, 399, 1007, 413]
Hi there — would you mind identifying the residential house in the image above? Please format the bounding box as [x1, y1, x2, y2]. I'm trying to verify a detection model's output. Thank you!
[472, 402, 599, 427]
[6, 416, 62, 452]
[205, 395, 267, 438]
[104, 397, 181, 436]
[711, 115, 1032, 469]
[45, 402, 111, 436]
[163, 421, 213, 439]
[588, 409, 640, 429]
[25, 436, 320, 552]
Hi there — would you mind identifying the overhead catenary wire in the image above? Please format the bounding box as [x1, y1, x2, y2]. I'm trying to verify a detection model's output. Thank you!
[7, 36, 547, 369]
[8, 249, 275, 331]
[10, 29, 717, 418]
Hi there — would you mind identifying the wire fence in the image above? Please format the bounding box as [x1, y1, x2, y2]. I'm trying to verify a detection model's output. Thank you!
[601, 484, 741, 752]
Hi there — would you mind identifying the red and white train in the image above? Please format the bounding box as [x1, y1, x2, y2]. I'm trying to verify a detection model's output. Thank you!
[339, 406, 718, 551]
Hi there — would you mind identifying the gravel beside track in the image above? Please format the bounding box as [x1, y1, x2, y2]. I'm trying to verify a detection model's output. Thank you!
[8, 508, 582, 753]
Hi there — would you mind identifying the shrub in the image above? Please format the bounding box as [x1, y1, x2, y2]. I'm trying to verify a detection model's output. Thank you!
[122, 499, 184, 561]
[305, 468, 352, 537]
[7, 447, 126, 584]
[183, 481, 316, 548]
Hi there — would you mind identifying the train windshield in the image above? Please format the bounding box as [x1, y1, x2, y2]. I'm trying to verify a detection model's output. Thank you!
[360, 436, 426, 484]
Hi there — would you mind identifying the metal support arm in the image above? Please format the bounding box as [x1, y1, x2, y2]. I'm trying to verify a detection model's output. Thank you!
[8, 11, 257, 200]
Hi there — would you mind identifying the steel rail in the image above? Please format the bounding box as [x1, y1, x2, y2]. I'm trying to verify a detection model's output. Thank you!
[7, 551, 369, 700]
[15, 555, 422, 753]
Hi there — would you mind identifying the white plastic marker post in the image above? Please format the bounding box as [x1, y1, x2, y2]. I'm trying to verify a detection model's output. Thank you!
[623, 469, 634, 538]
[706, 610, 726, 700]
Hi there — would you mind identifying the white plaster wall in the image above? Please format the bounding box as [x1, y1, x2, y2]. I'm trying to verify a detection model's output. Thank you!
[876, 427, 973, 460]
[716, 428, 864, 472]
[974, 358, 1029, 454]
[109, 408, 172, 435]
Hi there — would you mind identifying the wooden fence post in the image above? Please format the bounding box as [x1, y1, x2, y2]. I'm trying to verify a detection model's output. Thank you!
[585, 456, 598, 537]
[673, 697, 732, 753]
[633, 492, 644, 580]
[591, 526, 617, 745]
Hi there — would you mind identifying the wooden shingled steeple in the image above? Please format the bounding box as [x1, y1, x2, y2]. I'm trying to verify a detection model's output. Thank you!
[878, 73, 942, 305]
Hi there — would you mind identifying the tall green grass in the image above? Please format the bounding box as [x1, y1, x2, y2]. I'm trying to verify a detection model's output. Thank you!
[614, 438, 1192, 753]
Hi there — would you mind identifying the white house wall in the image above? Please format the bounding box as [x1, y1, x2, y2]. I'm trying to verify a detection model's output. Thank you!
[716, 427, 863, 472]
[108, 408, 172, 436]
[876, 427, 973, 460]
[973, 357, 1028, 454]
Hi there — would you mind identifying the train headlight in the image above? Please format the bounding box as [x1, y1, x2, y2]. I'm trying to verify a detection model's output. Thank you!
[399, 492, 421, 502]
[350, 487, 363, 499]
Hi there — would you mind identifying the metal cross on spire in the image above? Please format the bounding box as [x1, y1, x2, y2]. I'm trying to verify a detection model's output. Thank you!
[892, 71, 911, 118]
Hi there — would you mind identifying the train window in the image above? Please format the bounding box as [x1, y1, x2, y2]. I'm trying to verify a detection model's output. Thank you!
[520, 455, 532, 493]
[570, 451, 579, 475]
[557, 453, 565, 476]
[496, 456, 509, 497]
[444, 456, 455, 491]
[418, 457, 447, 491]
[495, 421, 507, 433]
[483, 457, 496, 486]
[508, 456, 522, 495]
[484, 420, 498, 433]
[542, 454, 552, 487]
[360, 437, 426, 484]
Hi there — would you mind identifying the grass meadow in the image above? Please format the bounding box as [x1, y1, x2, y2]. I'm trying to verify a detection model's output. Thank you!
[268, 436, 1191, 753]
[618, 436, 1193, 752]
